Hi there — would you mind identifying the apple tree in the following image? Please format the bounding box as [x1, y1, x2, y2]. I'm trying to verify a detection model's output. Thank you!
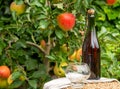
[0, 0, 87, 88]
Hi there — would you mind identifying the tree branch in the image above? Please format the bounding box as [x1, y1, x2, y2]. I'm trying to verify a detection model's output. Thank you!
[26, 41, 46, 54]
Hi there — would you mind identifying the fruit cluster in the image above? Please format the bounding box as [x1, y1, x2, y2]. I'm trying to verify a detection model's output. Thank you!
[0, 66, 11, 88]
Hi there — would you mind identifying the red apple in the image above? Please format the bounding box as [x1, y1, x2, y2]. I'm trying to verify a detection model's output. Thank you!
[106, 0, 116, 5]
[0, 66, 11, 79]
[57, 13, 75, 31]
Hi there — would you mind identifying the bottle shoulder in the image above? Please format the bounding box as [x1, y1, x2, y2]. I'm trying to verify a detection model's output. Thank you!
[83, 31, 100, 49]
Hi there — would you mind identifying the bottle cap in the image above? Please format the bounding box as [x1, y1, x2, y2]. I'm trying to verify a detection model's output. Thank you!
[87, 8, 95, 15]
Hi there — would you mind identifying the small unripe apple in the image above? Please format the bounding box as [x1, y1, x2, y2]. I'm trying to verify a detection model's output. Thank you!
[0, 78, 8, 88]
[106, 0, 116, 5]
[57, 13, 75, 31]
[40, 40, 46, 48]
[10, 2, 26, 15]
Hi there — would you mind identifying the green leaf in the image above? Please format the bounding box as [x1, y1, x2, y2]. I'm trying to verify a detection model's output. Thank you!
[25, 59, 38, 71]
[46, 55, 56, 61]
[98, 26, 107, 38]
[39, 0, 45, 3]
[28, 80, 37, 89]
[102, 6, 119, 20]
[107, 10, 119, 20]
[11, 71, 22, 80]
[11, 11, 17, 21]
[15, 0, 24, 5]
[74, 0, 82, 10]
[0, 27, 3, 31]
[53, 3, 64, 10]
[13, 40, 26, 49]
[42, 29, 54, 37]
[39, 20, 50, 29]
[97, 13, 106, 21]
[55, 29, 64, 39]
[39, 14, 47, 20]
[0, 39, 6, 55]
[30, 70, 42, 78]
[30, 0, 42, 7]
[9, 80, 23, 89]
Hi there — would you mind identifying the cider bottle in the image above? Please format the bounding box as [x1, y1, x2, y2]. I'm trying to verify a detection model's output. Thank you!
[82, 9, 100, 79]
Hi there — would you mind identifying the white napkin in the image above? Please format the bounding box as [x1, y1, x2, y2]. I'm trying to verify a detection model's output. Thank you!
[43, 77, 119, 89]
[86, 77, 119, 83]
[43, 77, 71, 89]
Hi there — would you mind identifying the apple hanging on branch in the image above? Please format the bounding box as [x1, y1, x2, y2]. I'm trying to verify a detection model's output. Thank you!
[106, 0, 117, 5]
[0, 66, 11, 79]
[10, 1, 26, 15]
[57, 12, 76, 31]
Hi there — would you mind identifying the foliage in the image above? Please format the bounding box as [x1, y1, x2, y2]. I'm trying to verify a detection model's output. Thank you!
[93, 0, 120, 80]
[0, 0, 120, 88]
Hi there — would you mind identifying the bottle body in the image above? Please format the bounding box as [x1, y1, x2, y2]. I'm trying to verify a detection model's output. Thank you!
[82, 9, 100, 79]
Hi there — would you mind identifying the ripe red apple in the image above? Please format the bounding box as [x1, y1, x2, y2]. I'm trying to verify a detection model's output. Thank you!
[106, 0, 116, 5]
[0, 66, 11, 79]
[57, 13, 75, 31]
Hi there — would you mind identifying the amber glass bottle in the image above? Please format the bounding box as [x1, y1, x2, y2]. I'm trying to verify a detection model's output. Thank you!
[82, 9, 100, 79]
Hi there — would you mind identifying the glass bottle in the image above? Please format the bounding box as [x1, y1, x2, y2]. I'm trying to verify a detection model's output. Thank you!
[82, 8, 100, 80]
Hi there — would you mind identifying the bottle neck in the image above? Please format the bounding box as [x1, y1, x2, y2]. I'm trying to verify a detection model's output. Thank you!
[87, 14, 95, 31]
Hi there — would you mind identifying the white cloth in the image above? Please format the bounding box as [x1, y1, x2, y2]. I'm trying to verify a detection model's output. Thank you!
[43, 77, 119, 89]
[43, 77, 71, 89]
[86, 77, 119, 83]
